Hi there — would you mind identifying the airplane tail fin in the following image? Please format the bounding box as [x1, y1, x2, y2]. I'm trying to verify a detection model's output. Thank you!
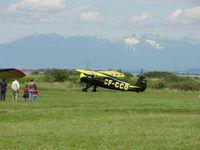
[134, 75, 147, 92]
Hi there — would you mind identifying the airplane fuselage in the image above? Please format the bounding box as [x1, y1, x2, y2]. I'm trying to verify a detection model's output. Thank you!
[81, 74, 146, 92]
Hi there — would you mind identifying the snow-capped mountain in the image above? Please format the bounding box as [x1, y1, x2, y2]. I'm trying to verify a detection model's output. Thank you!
[0, 33, 199, 71]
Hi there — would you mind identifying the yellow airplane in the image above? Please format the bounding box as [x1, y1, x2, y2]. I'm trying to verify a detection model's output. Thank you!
[76, 69, 147, 92]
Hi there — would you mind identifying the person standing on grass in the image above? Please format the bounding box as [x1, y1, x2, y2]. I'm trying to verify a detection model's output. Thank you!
[11, 79, 20, 102]
[23, 84, 29, 102]
[0, 79, 7, 101]
[33, 87, 39, 102]
[28, 79, 36, 101]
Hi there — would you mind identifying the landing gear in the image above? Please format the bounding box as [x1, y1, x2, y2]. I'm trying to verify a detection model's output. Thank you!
[82, 83, 97, 92]
[92, 86, 97, 92]
[82, 82, 91, 92]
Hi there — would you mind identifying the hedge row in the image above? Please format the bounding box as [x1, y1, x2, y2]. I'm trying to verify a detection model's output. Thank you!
[15, 70, 200, 91]
[143, 72, 200, 91]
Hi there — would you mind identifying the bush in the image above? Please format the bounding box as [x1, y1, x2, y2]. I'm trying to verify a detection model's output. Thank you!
[167, 80, 200, 91]
[44, 69, 70, 82]
[151, 79, 166, 89]
[16, 70, 200, 91]
[143, 71, 200, 91]
[123, 72, 133, 78]
[143, 71, 175, 78]
[31, 71, 40, 75]
[169, 82, 193, 91]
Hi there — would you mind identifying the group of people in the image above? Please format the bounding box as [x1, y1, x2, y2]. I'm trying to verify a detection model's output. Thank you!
[0, 79, 39, 102]
[23, 79, 39, 102]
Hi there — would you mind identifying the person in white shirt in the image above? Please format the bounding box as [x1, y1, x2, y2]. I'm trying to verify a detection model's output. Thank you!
[11, 79, 20, 102]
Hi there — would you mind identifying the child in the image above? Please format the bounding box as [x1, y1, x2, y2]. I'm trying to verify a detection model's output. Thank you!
[23, 85, 29, 102]
[33, 87, 39, 102]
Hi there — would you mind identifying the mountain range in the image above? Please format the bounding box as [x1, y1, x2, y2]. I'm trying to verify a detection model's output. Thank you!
[0, 33, 200, 73]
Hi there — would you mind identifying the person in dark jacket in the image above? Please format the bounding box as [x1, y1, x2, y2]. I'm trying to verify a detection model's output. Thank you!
[0, 79, 7, 101]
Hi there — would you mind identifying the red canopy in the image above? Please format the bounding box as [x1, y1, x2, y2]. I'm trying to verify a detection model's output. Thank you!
[0, 68, 26, 79]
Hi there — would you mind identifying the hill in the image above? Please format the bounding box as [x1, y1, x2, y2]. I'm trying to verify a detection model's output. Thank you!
[0, 33, 200, 71]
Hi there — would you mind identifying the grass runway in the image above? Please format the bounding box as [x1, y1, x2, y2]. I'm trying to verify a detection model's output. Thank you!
[0, 87, 200, 150]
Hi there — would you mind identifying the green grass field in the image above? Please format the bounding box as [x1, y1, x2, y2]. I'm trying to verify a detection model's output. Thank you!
[0, 85, 200, 150]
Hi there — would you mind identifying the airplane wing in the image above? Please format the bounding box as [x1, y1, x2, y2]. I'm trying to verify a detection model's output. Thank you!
[76, 69, 108, 77]
[98, 71, 125, 78]
[0, 68, 26, 79]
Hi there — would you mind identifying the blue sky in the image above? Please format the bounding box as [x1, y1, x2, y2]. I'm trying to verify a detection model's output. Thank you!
[0, 0, 200, 44]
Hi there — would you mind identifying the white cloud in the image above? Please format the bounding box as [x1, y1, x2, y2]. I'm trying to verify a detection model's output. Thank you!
[184, 6, 200, 20]
[124, 37, 140, 46]
[2, 1, 103, 24]
[167, 8, 190, 23]
[167, 6, 200, 23]
[130, 12, 152, 23]
[168, 9, 182, 20]
[145, 39, 163, 49]
[7, 0, 66, 13]
[80, 11, 103, 22]
[71, 4, 92, 14]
